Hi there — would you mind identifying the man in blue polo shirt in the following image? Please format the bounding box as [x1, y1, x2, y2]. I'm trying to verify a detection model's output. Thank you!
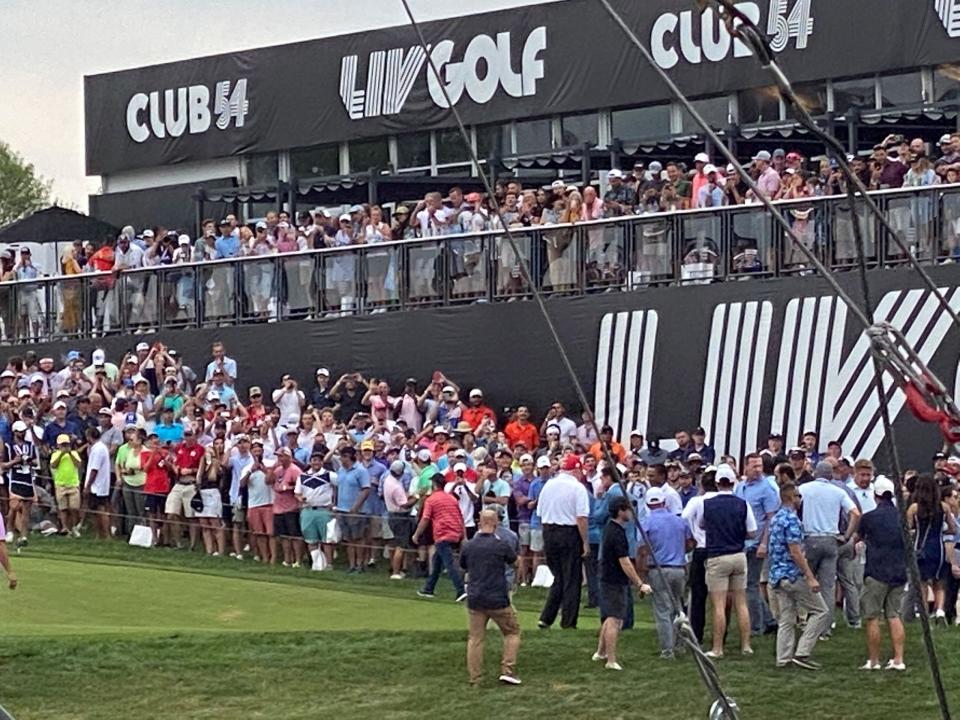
[155, 406, 184, 446]
[334, 446, 371, 573]
[214, 220, 240, 258]
[735, 452, 780, 636]
[637, 487, 692, 658]
[40, 401, 81, 453]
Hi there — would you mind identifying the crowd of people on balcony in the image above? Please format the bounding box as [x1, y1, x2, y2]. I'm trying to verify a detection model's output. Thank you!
[2, 132, 960, 343]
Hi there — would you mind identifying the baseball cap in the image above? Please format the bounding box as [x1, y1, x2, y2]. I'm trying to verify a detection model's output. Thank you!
[178, 234, 191, 245]
[646, 487, 665, 505]
[873, 475, 895, 498]
[441, 385, 456, 394]
[453, 462, 467, 473]
[142, 229, 156, 238]
[562, 454, 582, 471]
[786, 151, 802, 161]
[703, 164, 718, 175]
[788, 447, 806, 458]
[464, 192, 482, 203]
[276, 447, 292, 457]
[469, 388, 483, 398]
[940, 134, 954, 145]
[66, 350, 81, 362]
[136, 341, 150, 352]
[536, 456, 551, 469]
[52, 401, 67, 410]
[752, 150, 772, 162]
[56, 434, 71, 445]
[349, 204, 364, 214]
[360, 439, 375, 451]
[772, 148, 786, 158]
[648, 160, 663, 172]
[694, 152, 710, 164]
[29, 373, 43, 384]
[608, 169, 623, 179]
[550, 179, 566, 190]
[687, 453, 703, 462]
[629, 429, 643, 437]
[255, 221, 268, 230]
[839, 455, 855, 467]
[716, 463, 737, 484]
[17, 388, 30, 398]
[12, 421, 27, 433]
[248, 386, 262, 397]
[338, 213, 351, 223]
[933, 452, 948, 460]
[949, 456, 960, 466]
[432, 426, 448, 436]
[92, 349, 106, 365]
[416, 448, 432, 463]
[390, 460, 406, 475]
[316, 367, 330, 377]
[0, 369, 15, 379]
[519, 453, 534, 464]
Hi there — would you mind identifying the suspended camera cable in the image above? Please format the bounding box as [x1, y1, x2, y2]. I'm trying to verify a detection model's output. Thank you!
[697, 2, 954, 717]
[396, 2, 743, 718]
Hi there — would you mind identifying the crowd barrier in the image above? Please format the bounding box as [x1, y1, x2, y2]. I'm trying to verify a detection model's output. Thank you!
[3, 184, 960, 344]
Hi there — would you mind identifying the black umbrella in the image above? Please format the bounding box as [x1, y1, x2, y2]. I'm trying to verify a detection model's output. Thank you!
[0, 206, 120, 245]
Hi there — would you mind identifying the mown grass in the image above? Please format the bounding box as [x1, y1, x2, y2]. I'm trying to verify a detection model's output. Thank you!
[0, 538, 957, 720]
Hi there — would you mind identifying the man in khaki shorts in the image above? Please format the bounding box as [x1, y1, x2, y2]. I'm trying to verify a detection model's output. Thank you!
[695, 463, 757, 658]
[50, 434, 82, 537]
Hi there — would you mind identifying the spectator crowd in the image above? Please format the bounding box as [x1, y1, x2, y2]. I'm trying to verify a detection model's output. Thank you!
[1, 340, 959, 678]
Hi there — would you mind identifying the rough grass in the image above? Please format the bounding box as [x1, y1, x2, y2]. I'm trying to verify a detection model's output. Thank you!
[0, 538, 957, 720]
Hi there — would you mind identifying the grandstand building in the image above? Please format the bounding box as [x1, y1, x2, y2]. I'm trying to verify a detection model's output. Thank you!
[85, 0, 960, 231]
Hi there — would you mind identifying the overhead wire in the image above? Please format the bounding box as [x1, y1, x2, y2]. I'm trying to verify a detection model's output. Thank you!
[396, 2, 739, 717]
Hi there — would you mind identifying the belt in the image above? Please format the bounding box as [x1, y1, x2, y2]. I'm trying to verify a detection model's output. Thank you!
[659, 565, 685, 569]
[305, 505, 333, 510]
[177, 481, 195, 486]
[543, 523, 577, 529]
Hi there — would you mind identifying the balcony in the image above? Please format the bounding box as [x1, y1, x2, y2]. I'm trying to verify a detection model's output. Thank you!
[3, 184, 960, 346]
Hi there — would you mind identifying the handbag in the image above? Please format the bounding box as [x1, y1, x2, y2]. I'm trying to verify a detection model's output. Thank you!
[326, 517, 342, 544]
[128, 524, 154, 548]
[190, 487, 204, 514]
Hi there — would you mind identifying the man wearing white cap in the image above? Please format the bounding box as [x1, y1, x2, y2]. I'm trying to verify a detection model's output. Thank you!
[638, 487, 692, 659]
[691, 152, 710, 203]
[696, 165, 725, 209]
[858, 476, 908, 671]
[603, 169, 634, 217]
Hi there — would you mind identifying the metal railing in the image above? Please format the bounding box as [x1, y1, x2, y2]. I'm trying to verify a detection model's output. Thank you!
[3, 183, 960, 345]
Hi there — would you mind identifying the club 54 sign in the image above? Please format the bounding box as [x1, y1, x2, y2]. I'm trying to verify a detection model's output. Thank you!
[338, 26, 547, 121]
[651, 0, 814, 69]
[125, 79, 249, 143]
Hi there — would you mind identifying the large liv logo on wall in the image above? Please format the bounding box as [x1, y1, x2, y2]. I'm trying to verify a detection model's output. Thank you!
[338, 27, 547, 120]
[595, 288, 960, 461]
[935, 0, 960, 37]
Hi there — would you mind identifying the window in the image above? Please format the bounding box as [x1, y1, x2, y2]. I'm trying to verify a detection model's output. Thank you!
[879, 72, 923, 108]
[738, 86, 781, 125]
[348, 138, 389, 172]
[790, 82, 828, 116]
[681, 96, 730, 134]
[935, 64, 960, 103]
[290, 144, 339, 178]
[436, 128, 470, 165]
[611, 104, 671, 141]
[560, 113, 599, 147]
[475, 124, 510, 159]
[833, 76, 877, 112]
[397, 131, 431, 169]
[514, 118, 552, 153]
[245, 153, 278, 186]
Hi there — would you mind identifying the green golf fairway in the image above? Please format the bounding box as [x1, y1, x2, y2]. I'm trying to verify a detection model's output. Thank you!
[1, 545, 957, 720]
[2, 557, 471, 636]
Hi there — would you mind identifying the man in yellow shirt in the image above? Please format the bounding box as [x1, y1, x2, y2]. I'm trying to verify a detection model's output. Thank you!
[50, 434, 82, 537]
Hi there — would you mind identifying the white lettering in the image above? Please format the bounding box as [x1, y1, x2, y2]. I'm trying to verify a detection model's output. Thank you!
[679, 11, 702, 65]
[427, 39, 459, 108]
[701, 8, 731, 63]
[651, 13, 679, 70]
[148, 91, 166, 139]
[126, 93, 150, 143]
[164, 87, 188, 138]
[461, 33, 501, 105]
[520, 26, 546, 96]
[188, 85, 211, 135]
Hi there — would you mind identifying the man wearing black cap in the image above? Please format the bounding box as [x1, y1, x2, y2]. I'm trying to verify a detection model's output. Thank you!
[789, 448, 813, 485]
[762, 433, 788, 466]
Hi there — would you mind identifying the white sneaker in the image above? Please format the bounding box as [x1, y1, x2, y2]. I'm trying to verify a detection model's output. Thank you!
[456, 592, 468, 603]
[591, 652, 607, 662]
[71, 526, 81, 538]
[5, 532, 13, 543]
[885, 660, 906, 672]
[498, 674, 522, 685]
[211, 552, 220, 557]
[860, 661, 881, 671]
[390, 573, 405, 580]
[291, 562, 300, 568]
[605, 662, 623, 671]
[282, 561, 291, 567]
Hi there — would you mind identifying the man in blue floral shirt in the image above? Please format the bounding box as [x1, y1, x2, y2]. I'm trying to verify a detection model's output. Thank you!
[767, 481, 828, 670]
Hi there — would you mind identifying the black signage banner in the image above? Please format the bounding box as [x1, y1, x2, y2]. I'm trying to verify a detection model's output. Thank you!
[21, 265, 960, 471]
[85, 0, 960, 175]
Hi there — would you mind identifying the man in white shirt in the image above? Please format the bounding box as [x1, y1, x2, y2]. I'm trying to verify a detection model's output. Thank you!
[272, 376, 305, 426]
[415, 192, 450, 237]
[847, 459, 877, 515]
[681, 466, 722, 643]
[537, 454, 591, 630]
[648, 464, 682, 515]
[541, 402, 578, 446]
[83, 427, 113, 540]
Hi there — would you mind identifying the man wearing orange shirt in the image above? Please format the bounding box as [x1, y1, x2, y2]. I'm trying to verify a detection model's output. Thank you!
[589, 425, 627, 464]
[461, 388, 497, 432]
[504, 406, 540, 451]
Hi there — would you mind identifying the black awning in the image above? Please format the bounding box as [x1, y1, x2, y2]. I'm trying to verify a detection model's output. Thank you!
[0, 206, 120, 245]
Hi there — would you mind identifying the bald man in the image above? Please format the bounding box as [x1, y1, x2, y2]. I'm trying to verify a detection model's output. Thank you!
[460, 509, 522, 686]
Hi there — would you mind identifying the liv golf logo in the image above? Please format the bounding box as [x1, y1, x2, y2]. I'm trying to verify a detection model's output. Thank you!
[935, 0, 960, 37]
[339, 27, 547, 120]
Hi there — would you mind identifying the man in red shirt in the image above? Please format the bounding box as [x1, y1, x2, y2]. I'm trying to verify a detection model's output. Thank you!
[413, 473, 467, 601]
[504, 406, 540, 451]
[270, 448, 305, 567]
[142, 433, 172, 546]
[461, 388, 497, 433]
[170, 427, 204, 550]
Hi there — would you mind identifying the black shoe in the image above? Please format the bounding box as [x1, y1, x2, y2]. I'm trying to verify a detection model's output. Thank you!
[537, 620, 550, 629]
[764, 623, 779, 635]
